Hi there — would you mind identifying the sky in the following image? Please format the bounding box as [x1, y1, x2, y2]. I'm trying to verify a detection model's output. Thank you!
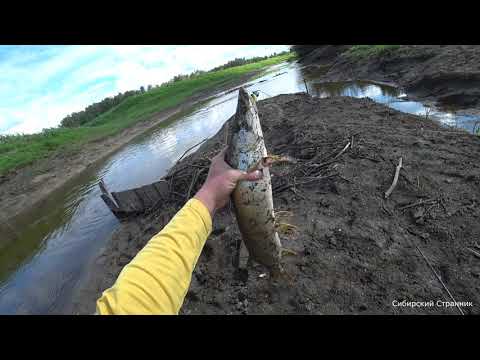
[0, 45, 290, 135]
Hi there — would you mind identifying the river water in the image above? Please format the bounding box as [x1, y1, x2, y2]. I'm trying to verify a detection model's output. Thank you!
[0, 61, 478, 314]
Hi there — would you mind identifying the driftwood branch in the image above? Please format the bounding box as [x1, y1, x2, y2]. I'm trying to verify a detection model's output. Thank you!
[466, 247, 480, 259]
[415, 244, 464, 315]
[186, 168, 206, 199]
[385, 157, 403, 199]
[177, 137, 209, 163]
[333, 141, 351, 161]
[99, 179, 120, 209]
[186, 170, 199, 199]
[303, 78, 309, 94]
[312, 141, 351, 168]
[273, 174, 338, 194]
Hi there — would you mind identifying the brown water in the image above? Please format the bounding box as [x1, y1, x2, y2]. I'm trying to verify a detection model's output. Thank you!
[0, 61, 478, 314]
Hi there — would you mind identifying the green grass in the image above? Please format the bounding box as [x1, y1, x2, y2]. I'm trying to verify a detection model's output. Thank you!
[0, 52, 295, 175]
[345, 45, 401, 59]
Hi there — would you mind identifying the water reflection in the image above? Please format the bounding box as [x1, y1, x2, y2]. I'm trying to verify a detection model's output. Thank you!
[302, 75, 480, 134]
[300, 64, 330, 80]
[311, 80, 401, 99]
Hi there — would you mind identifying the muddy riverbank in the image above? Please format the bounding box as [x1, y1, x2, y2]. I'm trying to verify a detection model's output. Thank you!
[0, 72, 261, 246]
[299, 45, 480, 115]
[73, 93, 480, 315]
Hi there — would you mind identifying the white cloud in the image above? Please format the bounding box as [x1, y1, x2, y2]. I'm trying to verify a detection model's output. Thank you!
[0, 45, 290, 135]
[2, 80, 114, 135]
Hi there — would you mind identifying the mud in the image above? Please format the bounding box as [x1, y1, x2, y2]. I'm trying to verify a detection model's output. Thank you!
[301, 45, 480, 113]
[73, 93, 480, 315]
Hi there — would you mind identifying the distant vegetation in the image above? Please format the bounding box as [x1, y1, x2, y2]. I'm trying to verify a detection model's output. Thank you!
[290, 45, 321, 58]
[345, 45, 400, 58]
[209, 51, 290, 71]
[60, 90, 142, 128]
[291, 45, 400, 59]
[60, 50, 291, 129]
[0, 51, 295, 175]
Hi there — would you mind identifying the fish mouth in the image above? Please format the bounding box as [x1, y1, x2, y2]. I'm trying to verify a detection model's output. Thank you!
[237, 87, 252, 113]
[233, 87, 255, 132]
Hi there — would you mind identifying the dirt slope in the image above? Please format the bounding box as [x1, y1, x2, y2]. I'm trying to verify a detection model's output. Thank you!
[301, 45, 480, 112]
[72, 93, 480, 315]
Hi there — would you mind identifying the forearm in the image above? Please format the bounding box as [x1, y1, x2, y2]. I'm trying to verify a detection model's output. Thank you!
[96, 198, 212, 315]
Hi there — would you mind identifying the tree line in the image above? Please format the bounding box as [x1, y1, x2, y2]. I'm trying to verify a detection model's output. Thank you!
[60, 89, 144, 128]
[59, 49, 291, 128]
[290, 45, 322, 57]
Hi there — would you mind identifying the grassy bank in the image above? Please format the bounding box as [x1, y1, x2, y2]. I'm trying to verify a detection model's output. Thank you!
[345, 45, 400, 58]
[0, 52, 295, 175]
[291, 45, 401, 60]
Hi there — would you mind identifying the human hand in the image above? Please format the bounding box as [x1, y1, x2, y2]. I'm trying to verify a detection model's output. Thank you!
[194, 148, 263, 217]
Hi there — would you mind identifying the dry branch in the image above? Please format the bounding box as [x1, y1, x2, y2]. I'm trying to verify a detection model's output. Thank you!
[415, 244, 464, 315]
[399, 198, 437, 211]
[311, 141, 351, 168]
[333, 141, 351, 161]
[187, 168, 206, 199]
[385, 157, 403, 199]
[177, 137, 209, 163]
[467, 247, 480, 259]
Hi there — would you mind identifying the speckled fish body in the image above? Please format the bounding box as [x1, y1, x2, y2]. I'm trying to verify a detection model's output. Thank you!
[226, 88, 282, 270]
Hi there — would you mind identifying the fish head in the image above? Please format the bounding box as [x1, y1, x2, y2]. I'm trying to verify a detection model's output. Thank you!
[226, 87, 267, 171]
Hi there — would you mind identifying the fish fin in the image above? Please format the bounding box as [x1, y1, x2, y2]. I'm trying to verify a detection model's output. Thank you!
[263, 154, 298, 167]
[275, 210, 294, 225]
[270, 264, 295, 285]
[275, 210, 293, 218]
[280, 247, 299, 258]
[246, 155, 298, 173]
[275, 222, 299, 236]
[267, 247, 299, 285]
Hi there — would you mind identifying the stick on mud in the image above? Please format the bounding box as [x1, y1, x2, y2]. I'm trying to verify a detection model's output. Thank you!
[385, 157, 403, 199]
[333, 141, 351, 161]
[466, 247, 480, 259]
[415, 244, 464, 315]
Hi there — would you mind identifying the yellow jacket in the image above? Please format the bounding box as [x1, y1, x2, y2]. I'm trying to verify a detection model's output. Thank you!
[96, 198, 212, 315]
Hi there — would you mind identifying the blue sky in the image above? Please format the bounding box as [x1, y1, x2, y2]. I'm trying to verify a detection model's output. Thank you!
[0, 45, 289, 135]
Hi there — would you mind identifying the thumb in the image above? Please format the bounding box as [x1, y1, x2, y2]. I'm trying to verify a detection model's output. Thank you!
[236, 169, 263, 182]
[214, 147, 227, 161]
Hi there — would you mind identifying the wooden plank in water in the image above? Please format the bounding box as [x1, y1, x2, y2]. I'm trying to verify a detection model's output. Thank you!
[103, 179, 171, 217]
[111, 191, 131, 212]
[125, 190, 144, 211]
[146, 184, 163, 200]
[112, 190, 143, 212]
[136, 184, 161, 208]
[133, 188, 148, 209]
[101, 194, 119, 212]
[99, 180, 119, 208]
[99, 180, 109, 196]
[153, 181, 170, 200]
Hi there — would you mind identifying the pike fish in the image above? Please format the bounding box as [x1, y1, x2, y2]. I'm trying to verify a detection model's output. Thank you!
[226, 87, 294, 277]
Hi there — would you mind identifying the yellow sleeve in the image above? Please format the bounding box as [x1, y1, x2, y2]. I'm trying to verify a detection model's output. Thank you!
[96, 198, 212, 315]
